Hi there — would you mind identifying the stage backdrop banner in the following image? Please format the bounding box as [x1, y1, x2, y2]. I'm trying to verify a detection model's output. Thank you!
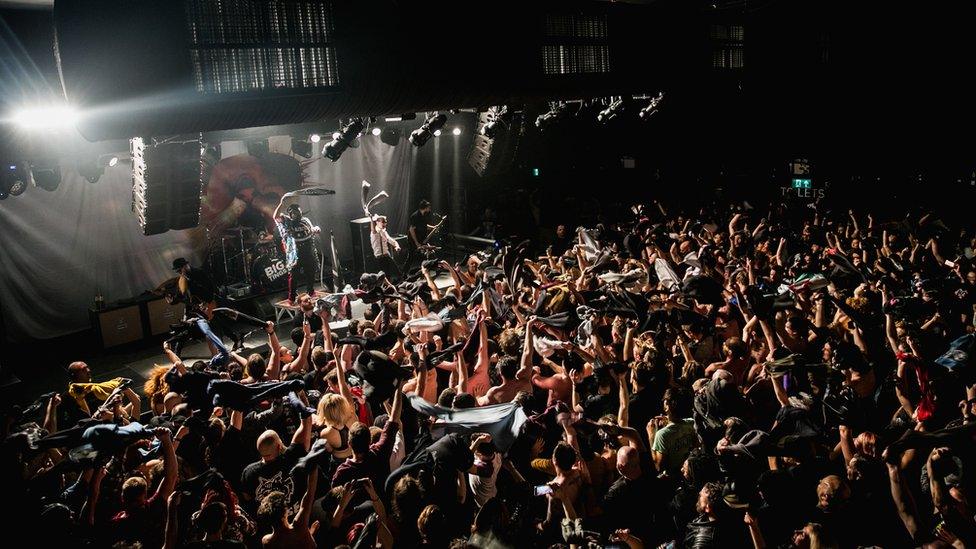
[0, 136, 415, 342]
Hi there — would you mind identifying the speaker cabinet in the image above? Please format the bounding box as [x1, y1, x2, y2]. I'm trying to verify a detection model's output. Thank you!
[131, 137, 204, 235]
[91, 305, 143, 348]
[350, 216, 373, 273]
[145, 297, 185, 336]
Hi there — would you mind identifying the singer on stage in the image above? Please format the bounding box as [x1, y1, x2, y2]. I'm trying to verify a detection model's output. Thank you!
[274, 195, 334, 303]
[369, 214, 402, 280]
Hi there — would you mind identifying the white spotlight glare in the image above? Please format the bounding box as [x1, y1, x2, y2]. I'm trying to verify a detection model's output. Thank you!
[332, 132, 342, 140]
[433, 129, 442, 137]
[310, 134, 321, 143]
[452, 127, 462, 136]
[108, 156, 119, 167]
[371, 127, 382, 136]
[11, 105, 79, 130]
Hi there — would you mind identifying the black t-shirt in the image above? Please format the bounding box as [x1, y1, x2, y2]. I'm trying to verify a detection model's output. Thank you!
[303, 369, 325, 393]
[424, 433, 475, 508]
[683, 514, 750, 549]
[409, 210, 434, 245]
[240, 442, 307, 516]
[629, 387, 663, 445]
[214, 427, 250, 492]
[169, 370, 221, 412]
[428, 432, 475, 473]
[583, 393, 619, 421]
[293, 310, 323, 333]
[600, 451, 658, 539]
[186, 266, 217, 303]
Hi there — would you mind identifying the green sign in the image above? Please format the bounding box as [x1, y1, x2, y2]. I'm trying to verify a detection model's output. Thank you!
[792, 178, 812, 189]
[532, 168, 541, 177]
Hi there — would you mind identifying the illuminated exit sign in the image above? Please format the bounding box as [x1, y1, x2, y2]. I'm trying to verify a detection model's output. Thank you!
[792, 178, 812, 189]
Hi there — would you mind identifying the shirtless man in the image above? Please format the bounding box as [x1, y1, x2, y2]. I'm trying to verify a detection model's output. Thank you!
[479, 317, 537, 405]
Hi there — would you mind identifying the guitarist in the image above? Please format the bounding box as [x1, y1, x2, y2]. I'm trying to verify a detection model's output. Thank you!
[407, 199, 440, 270]
[172, 257, 217, 318]
[169, 257, 233, 364]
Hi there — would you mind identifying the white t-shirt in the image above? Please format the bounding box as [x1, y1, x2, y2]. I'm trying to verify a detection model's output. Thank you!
[468, 453, 502, 507]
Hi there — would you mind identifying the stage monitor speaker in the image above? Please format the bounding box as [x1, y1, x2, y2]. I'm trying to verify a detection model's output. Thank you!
[91, 305, 143, 348]
[145, 297, 185, 336]
[131, 137, 204, 235]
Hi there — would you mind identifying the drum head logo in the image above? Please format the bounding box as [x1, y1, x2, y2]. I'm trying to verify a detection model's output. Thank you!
[264, 260, 287, 281]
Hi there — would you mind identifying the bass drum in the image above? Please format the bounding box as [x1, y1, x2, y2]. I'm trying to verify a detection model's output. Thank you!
[251, 252, 290, 292]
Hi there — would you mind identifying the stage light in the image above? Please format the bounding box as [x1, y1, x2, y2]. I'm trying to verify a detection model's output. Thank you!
[323, 118, 366, 161]
[98, 154, 119, 168]
[77, 159, 104, 184]
[481, 106, 509, 138]
[638, 92, 665, 121]
[380, 127, 400, 147]
[5, 164, 28, 196]
[482, 120, 500, 137]
[597, 97, 628, 124]
[8, 178, 27, 195]
[10, 104, 78, 130]
[31, 162, 62, 191]
[371, 127, 382, 136]
[310, 133, 321, 143]
[452, 127, 462, 136]
[246, 139, 269, 158]
[201, 143, 221, 166]
[434, 129, 442, 137]
[1, 163, 30, 198]
[385, 113, 417, 122]
[535, 102, 571, 131]
[409, 113, 448, 147]
[291, 137, 313, 158]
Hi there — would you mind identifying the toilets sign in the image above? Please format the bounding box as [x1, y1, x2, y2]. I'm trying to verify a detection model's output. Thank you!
[782, 178, 824, 198]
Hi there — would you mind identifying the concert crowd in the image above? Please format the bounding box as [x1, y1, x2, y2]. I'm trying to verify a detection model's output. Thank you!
[4, 197, 976, 549]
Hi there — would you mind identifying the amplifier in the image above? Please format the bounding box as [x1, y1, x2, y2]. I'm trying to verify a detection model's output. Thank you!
[91, 304, 143, 348]
[350, 217, 372, 273]
[144, 297, 185, 336]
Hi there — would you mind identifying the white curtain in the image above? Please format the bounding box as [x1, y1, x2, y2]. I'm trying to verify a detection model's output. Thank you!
[0, 164, 196, 341]
[0, 136, 415, 342]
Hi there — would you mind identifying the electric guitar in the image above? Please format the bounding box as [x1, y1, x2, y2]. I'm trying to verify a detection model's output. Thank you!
[417, 215, 448, 257]
[177, 274, 216, 320]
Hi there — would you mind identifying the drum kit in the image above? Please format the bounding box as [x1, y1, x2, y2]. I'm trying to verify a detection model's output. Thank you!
[206, 226, 289, 293]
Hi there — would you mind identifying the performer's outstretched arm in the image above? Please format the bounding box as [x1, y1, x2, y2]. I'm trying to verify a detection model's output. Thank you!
[273, 191, 298, 219]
